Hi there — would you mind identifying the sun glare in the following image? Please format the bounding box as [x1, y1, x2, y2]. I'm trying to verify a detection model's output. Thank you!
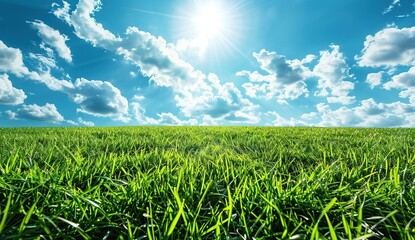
[171, 0, 248, 61]
[193, 3, 225, 38]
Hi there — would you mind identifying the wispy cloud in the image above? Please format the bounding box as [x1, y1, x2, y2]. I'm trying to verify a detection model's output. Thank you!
[28, 20, 72, 62]
[383, 0, 400, 14]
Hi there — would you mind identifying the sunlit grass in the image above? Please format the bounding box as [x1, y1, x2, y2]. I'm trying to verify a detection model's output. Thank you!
[0, 127, 414, 239]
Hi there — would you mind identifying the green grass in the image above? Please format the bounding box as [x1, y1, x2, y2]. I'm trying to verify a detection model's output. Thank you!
[0, 127, 415, 239]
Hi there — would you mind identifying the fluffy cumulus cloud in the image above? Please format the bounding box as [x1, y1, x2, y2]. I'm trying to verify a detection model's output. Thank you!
[28, 20, 72, 62]
[30, 73, 129, 121]
[65, 78, 129, 121]
[366, 72, 383, 89]
[313, 45, 355, 105]
[237, 49, 312, 104]
[0, 40, 39, 79]
[0, 74, 27, 105]
[7, 103, 64, 123]
[238, 45, 355, 105]
[117, 26, 206, 89]
[249, 50, 308, 84]
[384, 67, 415, 104]
[384, 67, 415, 90]
[357, 26, 415, 67]
[52, 0, 121, 49]
[175, 74, 259, 123]
[308, 98, 414, 127]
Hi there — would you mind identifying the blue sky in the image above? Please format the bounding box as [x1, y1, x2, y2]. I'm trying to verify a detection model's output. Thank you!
[1, 0, 415, 127]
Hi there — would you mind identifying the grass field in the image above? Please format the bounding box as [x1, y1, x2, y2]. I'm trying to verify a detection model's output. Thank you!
[0, 127, 414, 239]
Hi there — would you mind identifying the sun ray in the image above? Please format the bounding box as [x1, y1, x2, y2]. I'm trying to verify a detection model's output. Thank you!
[131, 8, 190, 21]
[132, 1, 251, 64]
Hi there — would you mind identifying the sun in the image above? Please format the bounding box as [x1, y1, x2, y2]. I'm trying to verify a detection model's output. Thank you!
[170, 0, 248, 60]
[192, 3, 226, 38]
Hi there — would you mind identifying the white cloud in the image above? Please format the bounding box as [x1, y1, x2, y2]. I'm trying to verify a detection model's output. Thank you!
[301, 112, 318, 120]
[67, 78, 129, 122]
[301, 54, 317, 64]
[155, 112, 198, 126]
[316, 103, 361, 126]
[176, 73, 258, 121]
[266, 111, 308, 126]
[131, 102, 149, 124]
[7, 103, 64, 123]
[399, 88, 415, 105]
[4, 110, 17, 120]
[384, 67, 415, 104]
[237, 49, 311, 103]
[0, 74, 27, 105]
[36, 70, 73, 92]
[131, 102, 198, 125]
[28, 20, 72, 62]
[175, 36, 209, 60]
[200, 115, 218, 126]
[51, 1, 71, 23]
[254, 49, 309, 84]
[117, 26, 206, 89]
[66, 119, 78, 125]
[366, 72, 383, 89]
[39, 42, 55, 58]
[313, 44, 355, 105]
[224, 111, 261, 124]
[0, 40, 39, 79]
[129, 71, 137, 78]
[357, 26, 415, 67]
[29, 53, 59, 72]
[239, 45, 355, 106]
[78, 117, 94, 126]
[383, 0, 400, 14]
[52, 0, 121, 49]
[310, 98, 414, 127]
[384, 66, 415, 89]
[132, 95, 145, 101]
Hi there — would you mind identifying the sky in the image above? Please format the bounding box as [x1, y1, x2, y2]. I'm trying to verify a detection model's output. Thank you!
[1, 0, 415, 127]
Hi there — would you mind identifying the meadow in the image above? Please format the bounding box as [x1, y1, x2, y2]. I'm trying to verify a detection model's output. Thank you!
[0, 127, 414, 239]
